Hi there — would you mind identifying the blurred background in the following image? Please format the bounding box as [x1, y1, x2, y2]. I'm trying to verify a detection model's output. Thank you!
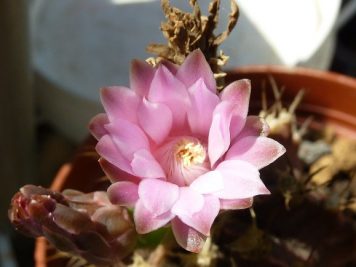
[1, 0, 355, 266]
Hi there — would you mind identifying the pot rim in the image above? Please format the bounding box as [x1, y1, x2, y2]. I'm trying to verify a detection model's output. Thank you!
[230, 65, 356, 87]
[227, 65, 356, 138]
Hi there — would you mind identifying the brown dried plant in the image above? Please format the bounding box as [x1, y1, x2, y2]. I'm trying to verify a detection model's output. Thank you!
[147, 0, 239, 89]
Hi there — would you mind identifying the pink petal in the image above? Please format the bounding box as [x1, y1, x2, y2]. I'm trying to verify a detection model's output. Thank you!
[153, 138, 187, 187]
[100, 86, 139, 123]
[236, 116, 270, 140]
[105, 119, 149, 160]
[187, 79, 220, 136]
[138, 179, 179, 217]
[160, 60, 178, 74]
[220, 198, 253, 210]
[214, 160, 270, 199]
[176, 49, 216, 93]
[96, 135, 132, 174]
[172, 187, 204, 217]
[229, 115, 247, 141]
[208, 101, 234, 166]
[174, 195, 219, 236]
[208, 80, 253, 166]
[220, 79, 251, 139]
[99, 158, 140, 183]
[131, 149, 166, 179]
[134, 199, 175, 234]
[171, 218, 206, 253]
[148, 65, 189, 127]
[190, 171, 224, 194]
[225, 136, 286, 169]
[88, 113, 109, 140]
[180, 164, 210, 186]
[107, 182, 139, 206]
[220, 79, 251, 103]
[138, 98, 172, 144]
[130, 59, 155, 96]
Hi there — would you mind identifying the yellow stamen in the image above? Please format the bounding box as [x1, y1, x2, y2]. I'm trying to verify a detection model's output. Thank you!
[175, 140, 206, 167]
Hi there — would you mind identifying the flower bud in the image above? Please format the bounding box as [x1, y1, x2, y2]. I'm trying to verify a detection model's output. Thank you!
[9, 185, 136, 266]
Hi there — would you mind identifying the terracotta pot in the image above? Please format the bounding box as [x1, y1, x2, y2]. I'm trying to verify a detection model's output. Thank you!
[34, 66, 356, 266]
[227, 65, 356, 138]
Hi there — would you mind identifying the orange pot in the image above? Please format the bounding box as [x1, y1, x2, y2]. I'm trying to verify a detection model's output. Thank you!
[228, 66, 356, 138]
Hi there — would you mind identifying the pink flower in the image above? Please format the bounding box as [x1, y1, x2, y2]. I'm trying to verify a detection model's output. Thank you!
[89, 50, 285, 252]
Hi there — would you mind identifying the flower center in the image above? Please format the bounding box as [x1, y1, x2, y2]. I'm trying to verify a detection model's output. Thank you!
[175, 140, 206, 167]
[155, 137, 209, 186]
